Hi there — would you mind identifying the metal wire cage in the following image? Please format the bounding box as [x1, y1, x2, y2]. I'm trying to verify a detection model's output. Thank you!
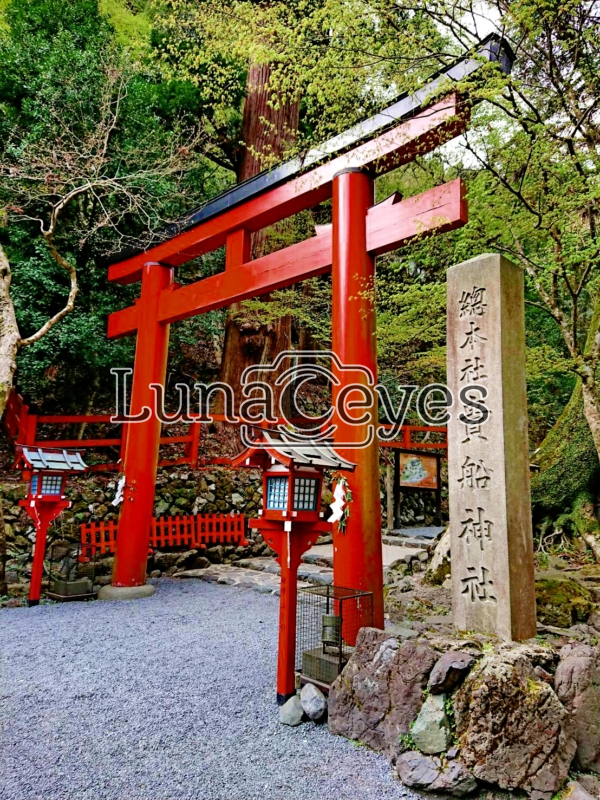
[47, 542, 98, 601]
[296, 585, 373, 688]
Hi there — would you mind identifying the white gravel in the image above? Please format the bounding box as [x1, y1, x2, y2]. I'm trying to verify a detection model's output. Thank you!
[0, 579, 415, 800]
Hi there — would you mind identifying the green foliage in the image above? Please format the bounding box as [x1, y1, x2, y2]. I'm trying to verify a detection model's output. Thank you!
[443, 694, 456, 738]
[0, 0, 599, 539]
[0, 0, 231, 410]
[152, 0, 448, 160]
[99, 0, 151, 56]
[377, 282, 446, 385]
[7, 228, 135, 407]
[532, 384, 599, 512]
[398, 729, 417, 751]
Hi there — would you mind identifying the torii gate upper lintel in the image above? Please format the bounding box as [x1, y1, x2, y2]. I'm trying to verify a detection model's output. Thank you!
[104, 36, 513, 616]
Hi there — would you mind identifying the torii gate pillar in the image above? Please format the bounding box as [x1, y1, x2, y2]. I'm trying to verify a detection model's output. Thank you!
[102, 262, 173, 598]
[331, 168, 384, 628]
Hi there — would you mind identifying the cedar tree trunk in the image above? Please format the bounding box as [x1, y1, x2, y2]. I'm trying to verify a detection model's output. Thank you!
[219, 61, 299, 416]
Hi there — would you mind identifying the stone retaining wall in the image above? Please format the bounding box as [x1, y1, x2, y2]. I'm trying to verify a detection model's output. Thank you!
[1, 467, 272, 594]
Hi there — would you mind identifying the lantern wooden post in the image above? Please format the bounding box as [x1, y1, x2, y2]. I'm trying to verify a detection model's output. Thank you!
[21, 499, 70, 606]
[233, 430, 354, 702]
[16, 447, 87, 606]
[251, 519, 327, 703]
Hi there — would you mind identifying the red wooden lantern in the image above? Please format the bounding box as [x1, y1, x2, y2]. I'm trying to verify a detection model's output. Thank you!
[262, 461, 323, 524]
[15, 447, 87, 606]
[233, 429, 355, 703]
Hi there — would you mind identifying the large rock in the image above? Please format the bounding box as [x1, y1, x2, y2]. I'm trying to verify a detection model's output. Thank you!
[328, 627, 437, 760]
[566, 781, 598, 800]
[535, 577, 596, 628]
[175, 549, 199, 568]
[455, 646, 577, 800]
[577, 775, 600, 798]
[554, 644, 600, 772]
[153, 551, 180, 571]
[396, 751, 477, 796]
[300, 683, 327, 721]
[411, 693, 451, 754]
[206, 545, 224, 563]
[428, 651, 475, 694]
[279, 695, 304, 726]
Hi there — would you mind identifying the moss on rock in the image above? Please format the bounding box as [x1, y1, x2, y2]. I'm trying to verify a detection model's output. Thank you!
[424, 558, 451, 586]
[535, 576, 596, 628]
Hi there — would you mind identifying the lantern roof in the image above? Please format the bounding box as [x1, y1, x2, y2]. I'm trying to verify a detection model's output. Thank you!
[232, 429, 356, 472]
[17, 447, 87, 473]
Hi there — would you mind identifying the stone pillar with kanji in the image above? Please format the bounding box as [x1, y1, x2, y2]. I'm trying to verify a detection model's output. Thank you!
[447, 253, 537, 641]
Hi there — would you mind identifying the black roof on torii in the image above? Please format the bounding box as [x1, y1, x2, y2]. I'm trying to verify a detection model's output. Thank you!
[106, 34, 514, 267]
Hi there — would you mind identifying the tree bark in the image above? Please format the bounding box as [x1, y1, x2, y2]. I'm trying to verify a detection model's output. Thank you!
[582, 378, 600, 458]
[0, 244, 21, 421]
[532, 292, 600, 560]
[219, 61, 299, 416]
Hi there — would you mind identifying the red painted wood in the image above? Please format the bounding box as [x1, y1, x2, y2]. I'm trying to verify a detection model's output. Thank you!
[21, 497, 70, 604]
[250, 518, 329, 701]
[330, 169, 384, 630]
[33, 438, 123, 448]
[108, 179, 466, 338]
[81, 513, 247, 554]
[226, 229, 251, 269]
[189, 421, 201, 467]
[367, 178, 467, 255]
[108, 96, 466, 284]
[37, 415, 114, 423]
[112, 263, 173, 588]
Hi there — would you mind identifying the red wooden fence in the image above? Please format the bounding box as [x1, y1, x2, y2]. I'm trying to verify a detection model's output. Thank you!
[4, 389, 447, 473]
[3, 390, 202, 472]
[80, 512, 247, 555]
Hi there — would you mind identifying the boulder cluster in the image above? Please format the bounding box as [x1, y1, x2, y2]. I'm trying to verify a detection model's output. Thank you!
[329, 627, 600, 799]
[279, 683, 329, 726]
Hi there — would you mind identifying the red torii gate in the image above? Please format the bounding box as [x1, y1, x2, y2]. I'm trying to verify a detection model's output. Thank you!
[105, 92, 469, 614]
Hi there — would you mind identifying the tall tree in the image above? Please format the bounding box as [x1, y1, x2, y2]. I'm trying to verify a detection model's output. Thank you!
[153, 0, 444, 412]
[438, 0, 600, 549]
[219, 58, 300, 416]
[0, 0, 221, 416]
[366, 0, 600, 551]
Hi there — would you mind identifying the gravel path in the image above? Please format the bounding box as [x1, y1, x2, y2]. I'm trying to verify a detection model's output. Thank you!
[1, 579, 415, 800]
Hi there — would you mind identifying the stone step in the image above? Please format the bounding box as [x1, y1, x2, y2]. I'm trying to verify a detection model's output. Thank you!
[387, 526, 445, 541]
[302, 551, 333, 569]
[174, 563, 287, 595]
[382, 535, 433, 551]
[234, 556, 334, 587]
[385, 547, 430, 566]
[173, 561, 331, 593]
[303, 541, 431, 570]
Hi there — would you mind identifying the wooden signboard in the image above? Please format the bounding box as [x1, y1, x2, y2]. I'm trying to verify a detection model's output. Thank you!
[393, 449, 442, 527]
[399, 452, 440, 490]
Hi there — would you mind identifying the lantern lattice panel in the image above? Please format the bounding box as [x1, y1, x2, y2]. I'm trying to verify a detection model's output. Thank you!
[293, 478, 319, 511]
[266, 477, 288, 510]
[31, 473, 64, 495]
